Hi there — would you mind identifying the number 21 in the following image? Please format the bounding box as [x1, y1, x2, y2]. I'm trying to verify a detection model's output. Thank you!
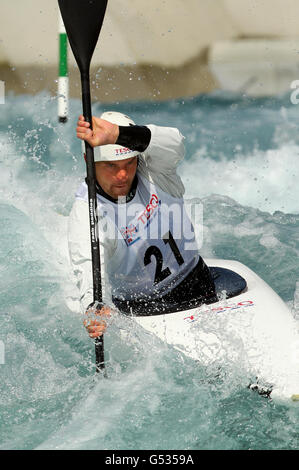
[144, 231, 184, 284]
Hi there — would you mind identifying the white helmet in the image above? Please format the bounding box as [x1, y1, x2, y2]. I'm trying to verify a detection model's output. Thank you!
[94, 111, 140, 162]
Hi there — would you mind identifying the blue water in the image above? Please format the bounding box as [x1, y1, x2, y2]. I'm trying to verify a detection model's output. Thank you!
[0, 91, 299, 450]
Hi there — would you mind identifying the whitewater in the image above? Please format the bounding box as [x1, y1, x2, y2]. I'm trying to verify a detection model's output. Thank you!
[0, 90, 298, 450]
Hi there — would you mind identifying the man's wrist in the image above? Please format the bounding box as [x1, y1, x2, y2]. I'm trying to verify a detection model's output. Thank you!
[111, 124, 119, 144]
[116, 125, 151, 152]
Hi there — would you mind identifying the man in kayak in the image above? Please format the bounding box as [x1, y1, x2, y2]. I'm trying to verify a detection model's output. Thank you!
[68, 111, 216, 338]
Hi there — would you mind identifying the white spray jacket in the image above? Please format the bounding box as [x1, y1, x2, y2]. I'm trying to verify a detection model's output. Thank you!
[67, 124, 198, 312]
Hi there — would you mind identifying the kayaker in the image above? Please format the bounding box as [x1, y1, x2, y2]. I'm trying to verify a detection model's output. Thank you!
[68, 111, 217, 338]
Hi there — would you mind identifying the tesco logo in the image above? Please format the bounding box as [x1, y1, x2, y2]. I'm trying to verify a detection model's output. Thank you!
[137, 194, 160, 224]
[184, 300, 254, 323]
[115, 147, 133, 155]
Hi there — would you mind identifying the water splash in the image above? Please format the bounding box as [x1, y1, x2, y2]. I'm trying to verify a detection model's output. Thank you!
[0, 91, 298, 450]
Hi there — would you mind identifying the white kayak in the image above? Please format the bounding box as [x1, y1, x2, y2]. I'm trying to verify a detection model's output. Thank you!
[133, 259, 299, 404]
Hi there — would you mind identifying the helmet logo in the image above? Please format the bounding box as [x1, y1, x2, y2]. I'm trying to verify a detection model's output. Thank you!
[115, 147, 134, 156]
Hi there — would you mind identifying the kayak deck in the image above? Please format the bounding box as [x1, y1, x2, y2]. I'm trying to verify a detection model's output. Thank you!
[133, 258, 299, 403]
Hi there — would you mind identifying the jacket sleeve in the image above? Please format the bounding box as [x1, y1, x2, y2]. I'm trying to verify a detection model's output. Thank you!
[67, 198, 115, 313]
[138, 124, 186, 198]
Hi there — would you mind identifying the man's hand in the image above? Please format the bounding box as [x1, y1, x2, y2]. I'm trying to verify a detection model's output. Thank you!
[76, 114, 119, 148]
[83, 303, 111, 338]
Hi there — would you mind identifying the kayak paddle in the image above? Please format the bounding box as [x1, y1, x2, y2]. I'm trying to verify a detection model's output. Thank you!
[58, 0, 108, 373]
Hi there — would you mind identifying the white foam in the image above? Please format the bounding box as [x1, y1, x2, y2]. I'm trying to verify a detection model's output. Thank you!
[181, 142, 299, 214]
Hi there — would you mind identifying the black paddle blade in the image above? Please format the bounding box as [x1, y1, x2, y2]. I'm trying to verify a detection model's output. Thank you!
[58, 0, 108, 73]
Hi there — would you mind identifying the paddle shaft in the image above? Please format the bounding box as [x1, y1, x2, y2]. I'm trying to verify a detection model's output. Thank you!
[81, 71, 105, 372]
[57, 0, 108, 373]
